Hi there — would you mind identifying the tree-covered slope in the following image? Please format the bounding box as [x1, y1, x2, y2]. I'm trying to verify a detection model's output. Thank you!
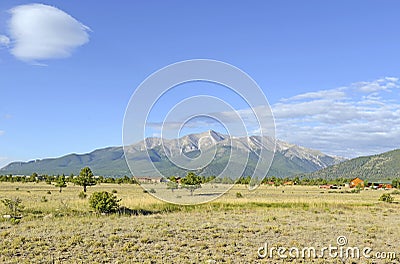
[301, 149, 400, 180]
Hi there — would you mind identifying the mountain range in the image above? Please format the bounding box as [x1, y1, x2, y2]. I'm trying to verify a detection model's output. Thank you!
[0, 130, 344, 178]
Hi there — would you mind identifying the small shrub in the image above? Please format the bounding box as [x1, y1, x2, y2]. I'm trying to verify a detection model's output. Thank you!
[149, 188, 156, 194]
[111, 189, 118, 194]
[47, 191, 52, 195]
[379, 193, 394, 203]
[236, 192, 243, 198]
[89, 191, 121, 214]
[40, 196, 48, 203]
[15, 188, 19, 191]
[78, 191, 87, 199]
[1, 197, 24, 218]
[10, 218, 21, 225]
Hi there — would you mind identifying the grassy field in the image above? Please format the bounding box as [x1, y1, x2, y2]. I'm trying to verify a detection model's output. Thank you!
[0, 182, 399, 263]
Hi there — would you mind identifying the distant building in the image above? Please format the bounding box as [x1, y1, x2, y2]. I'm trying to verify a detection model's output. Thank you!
[136, 177, 166, 183]
[366, 181, 392, 189]
[350, 177, 364, 188]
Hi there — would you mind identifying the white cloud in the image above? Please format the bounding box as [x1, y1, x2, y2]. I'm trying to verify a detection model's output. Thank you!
[0, 35, 10, 46]
[273, 77, 400, 158]
[281, 88, 346, 102]
[385, 77, 399, 83]
[0, 130, 4, 136]
[5, 3, 90, 62]
[353, 77, 399, 93]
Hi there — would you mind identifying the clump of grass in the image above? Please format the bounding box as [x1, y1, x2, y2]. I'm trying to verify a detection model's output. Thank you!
[78, 191, 87, 199]
[40, 196, 48, 203]
[236, 192, 243, 198]
[391, 189, 400, 195]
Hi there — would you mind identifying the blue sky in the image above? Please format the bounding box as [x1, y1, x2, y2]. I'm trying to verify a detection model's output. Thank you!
[1, 1, 400, 168]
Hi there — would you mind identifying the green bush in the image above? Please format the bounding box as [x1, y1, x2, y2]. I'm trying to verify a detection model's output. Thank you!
[236, 192, 243, 198]
[379, 193, 394, 203]
[89, 191, 121, 214]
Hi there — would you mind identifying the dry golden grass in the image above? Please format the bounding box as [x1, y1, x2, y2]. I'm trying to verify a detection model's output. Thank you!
[0, 182, 399, 263]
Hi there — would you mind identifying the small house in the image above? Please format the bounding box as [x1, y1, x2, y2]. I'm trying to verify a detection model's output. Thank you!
[349, 177, 364, 188]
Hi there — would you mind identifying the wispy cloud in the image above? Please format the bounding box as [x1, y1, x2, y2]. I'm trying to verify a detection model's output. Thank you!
[0, 130, 5, 136]
[354, 77, 399, 93]
[273, 77, 400, 157]
[280, 88, 347, 102]
[0, 35, 10, 47]
[1, 3, 90, 63]
[3, 114, 13, 119]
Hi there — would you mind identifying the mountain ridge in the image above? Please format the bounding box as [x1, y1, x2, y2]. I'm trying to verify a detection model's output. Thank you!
[299, 148, 400, 180]
[1, 130, 344, 177]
